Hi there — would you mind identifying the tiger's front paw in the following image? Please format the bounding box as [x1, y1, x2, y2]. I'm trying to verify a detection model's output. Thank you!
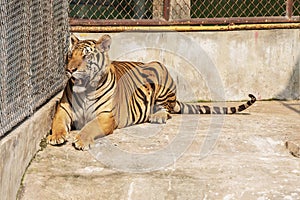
[149, 109, 171, 124]
[73, 133, 94, 151]
[47, 130, 67, 145]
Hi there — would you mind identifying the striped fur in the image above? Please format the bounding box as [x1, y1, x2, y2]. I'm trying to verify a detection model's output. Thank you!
[176, 94, 256, 114]
[47, 34, 256, 150]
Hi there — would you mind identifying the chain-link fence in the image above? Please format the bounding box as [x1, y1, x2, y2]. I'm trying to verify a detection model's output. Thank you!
[0, 0, 69, 137]
[69, 0, 300, 23]
[70, 0, 154, 19]
[191, 0, 287, 18]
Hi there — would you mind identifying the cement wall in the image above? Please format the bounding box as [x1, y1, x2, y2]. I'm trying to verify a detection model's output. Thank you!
[74, 29, 300, 101]
[0, 95, 59, 200]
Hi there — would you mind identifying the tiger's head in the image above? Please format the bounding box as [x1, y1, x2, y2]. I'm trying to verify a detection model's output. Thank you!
[66, 34, 112, 93]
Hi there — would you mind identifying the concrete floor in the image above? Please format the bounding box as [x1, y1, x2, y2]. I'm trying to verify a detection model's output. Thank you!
[18, 101, 300, 200]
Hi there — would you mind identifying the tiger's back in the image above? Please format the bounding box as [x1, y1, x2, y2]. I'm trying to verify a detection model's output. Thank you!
[111, 60, 177, 128]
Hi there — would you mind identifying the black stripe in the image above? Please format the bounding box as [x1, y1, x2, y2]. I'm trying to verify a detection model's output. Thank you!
[92, 83, 115, 113]
[203, 105, 211, 114]
[181, 103, 186, 113]
[98, 110, 112, 114]
[135, 87, 148, 123]
[131, 97, 138, 123]
[213, 106, 221, 114]
[93, 99, 109, 114]
[96, 72, 109, 90]
[122, 63, 145, 87]
[96, 52, 100, 64]
[86, 40, 96, 46]
[141, 105, 149, 123]
[156, 88, 175, 102]
[134, 100, 144, 124]
[149, 82, 156, 92]
[66, 81, 73, 106]
[100, 52, 104, 71]
[141, 72, 149, 79]
[143, 66, 160, 84]
[131, 95, 138, 122]
[196, 105, 204, 114]
[94, 76, 114, 102]
[60, 104, 72, 123]
[187, 104, 194, 113]
[238, 104, 246, 112]
[134, 86, 147, 102]
[88, 53, 105, 83]
[230, 107, 236, 113]
[152, 61, 164, 71]
[161, 69, 170, 94]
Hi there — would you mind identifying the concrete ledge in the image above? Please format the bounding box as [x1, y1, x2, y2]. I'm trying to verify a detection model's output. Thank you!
[0, 94, 61, 200]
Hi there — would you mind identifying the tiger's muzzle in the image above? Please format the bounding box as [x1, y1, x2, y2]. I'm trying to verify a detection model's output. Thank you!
[69, 71, 90, 93]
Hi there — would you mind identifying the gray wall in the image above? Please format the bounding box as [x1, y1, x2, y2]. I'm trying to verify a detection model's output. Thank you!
[74, 29, 299, 101]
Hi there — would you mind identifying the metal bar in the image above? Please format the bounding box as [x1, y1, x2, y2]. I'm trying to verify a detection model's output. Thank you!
[286, 0, 294, 19]
[70, 23, 300, 33]
[163, 0, 170, 21]
[69, 16, 300, 26]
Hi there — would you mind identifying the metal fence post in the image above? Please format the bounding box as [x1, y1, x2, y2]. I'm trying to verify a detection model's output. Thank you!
[286, 0, 294, 19]
[163, 0, 170, 21]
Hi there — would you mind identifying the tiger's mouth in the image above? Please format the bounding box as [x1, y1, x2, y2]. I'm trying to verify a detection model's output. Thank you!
[71, 77, 90, 93]
[72, 77, 88, 88]
[69, 71, 90, 86]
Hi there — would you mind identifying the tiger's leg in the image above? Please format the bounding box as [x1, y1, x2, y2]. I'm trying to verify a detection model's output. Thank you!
[47, 104, 72, 145]
[149, 81, 178, 124]
[149, 105, 171, 124]
[149, 91, 178, 124]
[73, 112, 115, 150]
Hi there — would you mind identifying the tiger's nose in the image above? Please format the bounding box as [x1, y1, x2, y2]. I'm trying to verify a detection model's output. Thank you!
[66, 67, 77, 74]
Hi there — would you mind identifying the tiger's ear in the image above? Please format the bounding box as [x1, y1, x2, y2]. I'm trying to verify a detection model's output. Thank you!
[70, 34, 79, 47]
[96, 35, 111, 52]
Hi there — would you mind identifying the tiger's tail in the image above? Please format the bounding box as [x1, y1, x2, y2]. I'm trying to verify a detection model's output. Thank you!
[174, 94, 256, 114]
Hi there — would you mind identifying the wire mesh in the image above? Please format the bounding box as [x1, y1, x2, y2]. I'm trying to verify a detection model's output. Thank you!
[70, 0, 153, 19]
[0, 0, 69, 137]
[69, 0, 300, 20]
[294, 0, 300, 15]
[190, 0, 287, 18]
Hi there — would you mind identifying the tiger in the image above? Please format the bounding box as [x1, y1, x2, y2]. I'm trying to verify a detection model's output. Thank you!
[47, 34, 256, 150]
